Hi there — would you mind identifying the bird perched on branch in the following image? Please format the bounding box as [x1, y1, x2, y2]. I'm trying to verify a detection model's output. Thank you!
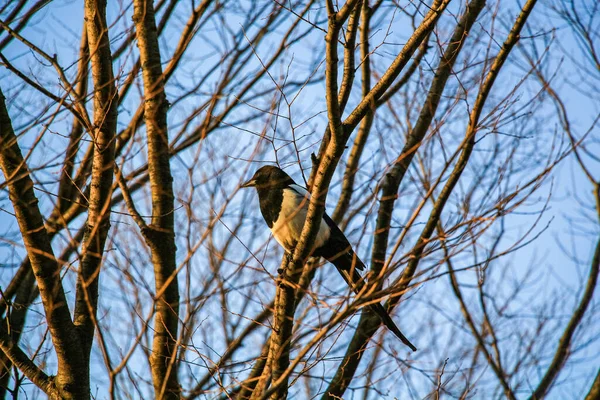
[241, 165, 416, 351]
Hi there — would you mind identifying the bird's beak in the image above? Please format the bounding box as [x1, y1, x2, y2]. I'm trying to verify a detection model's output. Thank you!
[241, 178, 256, 188]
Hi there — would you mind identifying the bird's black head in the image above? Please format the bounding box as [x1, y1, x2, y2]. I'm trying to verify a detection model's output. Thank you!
[241, 166, 294, 190]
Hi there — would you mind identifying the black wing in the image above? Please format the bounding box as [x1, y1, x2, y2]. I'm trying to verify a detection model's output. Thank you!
[336, 264, 417, 351]
[312, 213, 365, 271]
[313, 213, 416, 350]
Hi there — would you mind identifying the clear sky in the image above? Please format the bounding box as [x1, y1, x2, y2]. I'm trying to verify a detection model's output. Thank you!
[0, 0, 598, 398]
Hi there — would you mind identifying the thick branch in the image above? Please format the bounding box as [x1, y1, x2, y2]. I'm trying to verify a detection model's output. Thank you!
[0, 328, 58, 399]
[56, 23, 89, 215]
[332, 0, 373, 222]
[72, 0, 118, 389]
[133, 0, 180, 397]
[0, 89, 86, 398]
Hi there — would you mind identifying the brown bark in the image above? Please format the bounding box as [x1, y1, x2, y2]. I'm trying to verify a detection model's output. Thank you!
[0, 89, 87, 398]
[585, 368, 600, 400]
[71, 0, 118, 392]
[251, 3, 363, 398]
[0, 22, 89, 379]
[253, 2, 455, 398]
[56, 24, 89, 215]
[331, 0, 373, 223]
[0, 329, 58, 398]
[325, 1, 540, 397]
[133, 0, 180, 397]
[1, 0, 593, 398]
[323, 1, 488, 396]
[339, 0, 451, 137]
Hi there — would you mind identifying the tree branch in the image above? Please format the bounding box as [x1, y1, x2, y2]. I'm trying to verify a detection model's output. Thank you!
[323, 1, 488, 396]
[0, 88, 86, 398]
[530, 185, 600, 399]
[133, 0, 180, 397]
[0, 327, 58, 399]
[72, 0, 118, 390]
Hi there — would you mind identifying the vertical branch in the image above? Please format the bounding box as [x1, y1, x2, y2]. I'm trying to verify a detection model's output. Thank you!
[332, 0, 373, 222]
[310, 0, 451, 186]
[0, 89, 86, 398]
[253, 258, 299, 400]
[73, 0, 118, 386]
[0, 22, 91, 396]
[239, 340, 271, 399]
[336, 0, 362, 113]
[390, 2, 539, 397]
[56, 23, 89, 215]
[308, 0, 362, 188]
[371, 0, 484, 280]
[340, 0, 451, 135]
[237, 264, 319, 399]
[132, 0, 180, 397]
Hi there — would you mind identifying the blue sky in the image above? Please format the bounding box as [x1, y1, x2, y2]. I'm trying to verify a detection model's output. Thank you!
[0, 0, 599, 398]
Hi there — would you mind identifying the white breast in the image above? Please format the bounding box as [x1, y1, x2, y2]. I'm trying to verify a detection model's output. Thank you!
[271, 186, 330, 252]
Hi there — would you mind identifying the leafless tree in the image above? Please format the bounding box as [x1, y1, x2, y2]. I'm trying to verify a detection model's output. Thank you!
[0, 0, 598, 399]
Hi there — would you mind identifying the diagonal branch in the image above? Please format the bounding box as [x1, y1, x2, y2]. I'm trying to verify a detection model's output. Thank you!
[0, 327, 58, 398]
[442, 233, 517, 399]
[323, 0, 491, 396]
[0, 88, 86, 398]
[585, 367, 600, 400]
[530, 185, 600, 399]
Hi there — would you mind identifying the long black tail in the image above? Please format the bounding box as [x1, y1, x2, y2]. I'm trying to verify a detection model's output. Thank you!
[331, 253, 417, 351]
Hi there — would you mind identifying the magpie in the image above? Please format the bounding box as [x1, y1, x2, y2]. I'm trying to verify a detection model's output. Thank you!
[242, 165, 416, 351]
